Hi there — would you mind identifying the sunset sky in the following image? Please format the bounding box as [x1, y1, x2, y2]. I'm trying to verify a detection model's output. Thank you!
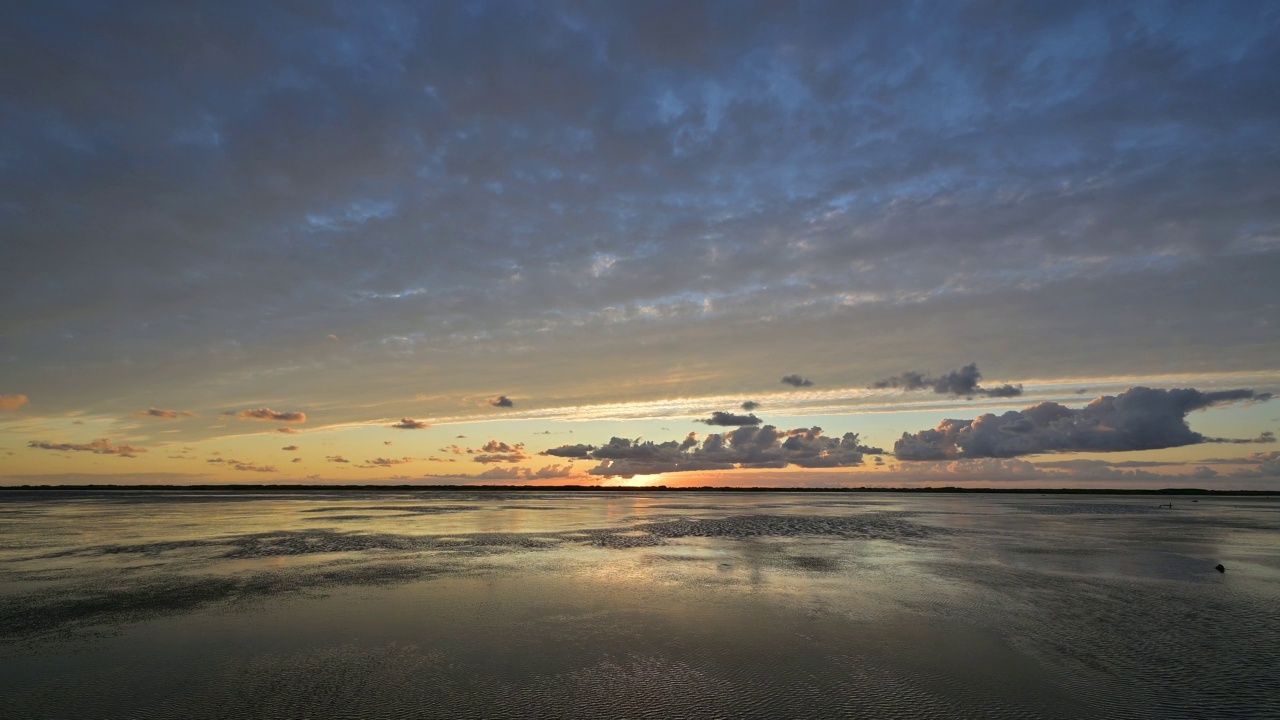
[2, 1, 1278, 487]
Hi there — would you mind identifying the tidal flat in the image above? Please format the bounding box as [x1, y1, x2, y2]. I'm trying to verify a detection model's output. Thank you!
[1, 490, 1277, 719]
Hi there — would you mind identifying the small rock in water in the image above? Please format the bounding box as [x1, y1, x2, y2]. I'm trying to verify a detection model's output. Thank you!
[1215, 564, 1225, 573]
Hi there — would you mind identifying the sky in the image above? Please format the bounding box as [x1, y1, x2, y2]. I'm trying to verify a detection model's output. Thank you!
[2, 0, 1278, 488]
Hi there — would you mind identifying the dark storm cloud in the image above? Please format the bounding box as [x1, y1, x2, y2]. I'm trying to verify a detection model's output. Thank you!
[894, 387, 1274, 460]
[488, 396, 514, 408]
[2, 1, 1278, 424]
[390, 417, 429, 429]
[580, 426, 881, 478]
[872, 363, 1023, 399]
[699, 411, 762, 426]
[28, 438, 146, 458]
[780, 375, 814, 388]
[236, 408, 307, 423]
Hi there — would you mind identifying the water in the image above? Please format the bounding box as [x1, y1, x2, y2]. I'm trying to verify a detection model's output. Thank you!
[2, 490, 1277, 718]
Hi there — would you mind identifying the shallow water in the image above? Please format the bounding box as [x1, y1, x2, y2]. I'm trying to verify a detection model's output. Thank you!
[2, 490, 1277, 718]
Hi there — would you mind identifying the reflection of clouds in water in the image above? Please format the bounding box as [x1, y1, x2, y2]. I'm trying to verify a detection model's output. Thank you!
[4, 492, 1280, 720]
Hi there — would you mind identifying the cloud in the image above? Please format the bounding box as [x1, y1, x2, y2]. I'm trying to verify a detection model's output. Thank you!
[281, 445, 299, 451]
[473, 440, 528, 464]
[390, 417, 429, 430]
[582, 425, 881, 478]
[872, 363, 1023, 398]
[541, 443, 596, 458]
[235, 463, 277, 473]
[277, 427, 298, 434]
[361, 456, 415, 467]
[489, 395, 514, 408]
[325, 455, 350, 463]
[740, 401, 760, 411]
[426, 464, 580, 482]
[237, 408, 306, 423]
[209, 458, 278, 473]
[4, 2, 1278, 455]
[27, 438, 146, 458]
[781, 375, 813, 388]
[142, 407, 196, 419]
[0, 394, 30, 410]
[1209, 430, 1276, 444]
[292, 457, 302, 463]
[699, 411, 762, 427]
[327, 334, 339, 341]
[894, 387, 1274, 460]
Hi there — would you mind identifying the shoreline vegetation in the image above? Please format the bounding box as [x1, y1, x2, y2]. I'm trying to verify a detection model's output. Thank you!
[1, 485, 1277, 496]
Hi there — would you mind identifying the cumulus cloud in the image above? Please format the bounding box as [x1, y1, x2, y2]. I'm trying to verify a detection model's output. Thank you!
[142, 407, 196, 419]
[580, 425, 882, 478]
[476, 464, 577, 480]
[740, 401, 760, 411]
[210, 458, 278, 473]
[541, 443, 596, 458]
[390, 417, 429, 430]
[28, 438, 146, 458]
[292, 457, 303, 463]
[473, 440, 528, 464]
[426, 464, 580, 482]
[894, 387, 1274, 460]
[326, 455, 350, 463]
[281, 445, 299, 451]
[489, 395, 514, 408]
[699, 411, 762, 427]
[360, 456, 415, 467]
[872, 363, 1023, 398]
[237, 408, 307, 423]
[781, 375, 813, 388]
[0, 395, 30, 410]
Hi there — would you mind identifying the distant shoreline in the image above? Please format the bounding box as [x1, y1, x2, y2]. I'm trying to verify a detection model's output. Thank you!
[1, 484, 1277, 496]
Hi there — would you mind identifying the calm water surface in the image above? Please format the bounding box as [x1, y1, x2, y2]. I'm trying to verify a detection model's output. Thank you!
[2, 490, 1277, 719]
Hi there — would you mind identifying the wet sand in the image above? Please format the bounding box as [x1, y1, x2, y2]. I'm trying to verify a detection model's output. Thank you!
[2, 490, 1277, 718]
